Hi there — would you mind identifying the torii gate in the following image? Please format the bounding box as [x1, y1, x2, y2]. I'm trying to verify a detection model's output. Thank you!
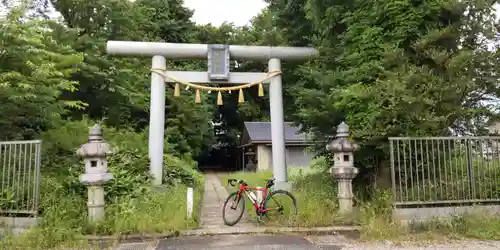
[106, 41, 318, 190]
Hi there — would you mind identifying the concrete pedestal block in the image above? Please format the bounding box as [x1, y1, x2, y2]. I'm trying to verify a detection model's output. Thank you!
[0, 216, 40, 237]
[274, 181, 295, 192]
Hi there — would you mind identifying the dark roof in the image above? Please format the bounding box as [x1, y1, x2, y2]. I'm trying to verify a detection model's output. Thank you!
[242, 122, 312, 144]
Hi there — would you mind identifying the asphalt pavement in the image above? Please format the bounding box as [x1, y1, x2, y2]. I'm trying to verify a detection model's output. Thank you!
[114, 235, 345, 250]
[111, 234, 500, 250]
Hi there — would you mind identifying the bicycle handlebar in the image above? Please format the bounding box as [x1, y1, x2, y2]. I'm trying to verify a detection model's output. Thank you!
[227, 178, 276, 187]
[228, 179, 253, 187]
[228, 179, 235, 186]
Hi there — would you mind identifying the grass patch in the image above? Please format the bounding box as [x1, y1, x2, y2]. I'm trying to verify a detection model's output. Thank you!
[219, 169, 500, 241]
[359, 211, 500, 242]
[103, 183, 203, 235]
[0, 180, 203, 250]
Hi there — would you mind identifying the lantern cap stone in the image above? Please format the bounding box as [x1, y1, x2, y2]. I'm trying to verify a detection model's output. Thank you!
[89, 124, 103, 142]
[76, 124, 112, 157]
[336, 122, 349, 137]
[326, 122, 359, 153]
[245, 148, 255, 156]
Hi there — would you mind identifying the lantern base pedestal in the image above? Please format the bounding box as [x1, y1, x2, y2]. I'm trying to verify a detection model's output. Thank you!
[80, 173, 113, 185]
[330, 166, 359, 180]
[86, 186, 105, 222]
[330, 166, 358, 214]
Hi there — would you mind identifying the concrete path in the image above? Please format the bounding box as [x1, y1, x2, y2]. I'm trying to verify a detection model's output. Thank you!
[199, 173, 254, 229]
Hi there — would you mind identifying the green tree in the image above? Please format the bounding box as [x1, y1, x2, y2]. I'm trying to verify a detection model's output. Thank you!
[31, 0, 217, 157]
[265, 0, 313, 47]
[0, 7, 84, 140]
[42, 0, 151, 127]
[288, 0, 500, 186]
[134, 0, 195, 43]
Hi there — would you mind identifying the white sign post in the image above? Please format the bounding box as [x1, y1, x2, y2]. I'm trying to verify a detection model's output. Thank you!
[186, 187, 194, 219]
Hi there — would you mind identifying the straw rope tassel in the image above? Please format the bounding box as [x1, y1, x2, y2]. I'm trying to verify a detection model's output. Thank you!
[149, 69, 283, 104]
[151, 69, 281, 94]
[195, 89, 201, 103]
[258, 83, 264, 97]
[238, 89, 245, 103]
[217, 91, 223, 106]
[174, 83, 180, 97]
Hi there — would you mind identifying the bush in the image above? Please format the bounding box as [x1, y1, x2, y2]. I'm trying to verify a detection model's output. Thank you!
[39, 117, 201, 198]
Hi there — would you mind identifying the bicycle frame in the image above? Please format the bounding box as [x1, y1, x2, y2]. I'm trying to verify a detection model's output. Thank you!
[237, 183, 279, 213]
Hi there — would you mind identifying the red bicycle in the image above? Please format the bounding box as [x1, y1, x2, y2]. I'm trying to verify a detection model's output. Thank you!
[222, 178, 297, 226]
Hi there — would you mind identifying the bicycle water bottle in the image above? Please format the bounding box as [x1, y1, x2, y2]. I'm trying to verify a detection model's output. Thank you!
[255, 186, 263, 204]
[247, 190, 257, 202]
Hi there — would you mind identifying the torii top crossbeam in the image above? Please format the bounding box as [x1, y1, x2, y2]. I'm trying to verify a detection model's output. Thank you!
[106, 41, 319, 60]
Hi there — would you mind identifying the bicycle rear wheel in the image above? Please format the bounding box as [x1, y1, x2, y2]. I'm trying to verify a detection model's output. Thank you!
[263, 190, 297, 225]
[222, 192, 245, 226]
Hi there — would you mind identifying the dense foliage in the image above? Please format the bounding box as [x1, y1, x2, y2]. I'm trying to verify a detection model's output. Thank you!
[0, 8, 84, 140]
[257, 0, 500, 186]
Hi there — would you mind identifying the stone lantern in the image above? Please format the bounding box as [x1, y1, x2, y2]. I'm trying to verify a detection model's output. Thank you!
[76, 124, 113, 222]
[245, 148, 256, 172]
[326, 122, 359, 214]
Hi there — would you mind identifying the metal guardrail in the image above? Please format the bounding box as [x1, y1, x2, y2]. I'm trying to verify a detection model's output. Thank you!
[389, 137, 500, 206]
[0, 140, 41, 215]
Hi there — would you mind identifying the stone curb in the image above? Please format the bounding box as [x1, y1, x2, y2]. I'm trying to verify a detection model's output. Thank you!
[184, 226, 360, 237]
[79, 225, 360, 244]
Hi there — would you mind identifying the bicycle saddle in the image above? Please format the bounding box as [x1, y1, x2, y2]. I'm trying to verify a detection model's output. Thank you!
[265, 178, 275, 188]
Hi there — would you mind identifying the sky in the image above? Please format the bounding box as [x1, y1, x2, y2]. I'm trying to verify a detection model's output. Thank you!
[183, 0, 268, 26]
[1, 0, 268, 26]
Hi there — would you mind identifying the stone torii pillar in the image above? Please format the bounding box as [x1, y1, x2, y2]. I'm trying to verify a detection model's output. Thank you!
[106, 41, 318, 188]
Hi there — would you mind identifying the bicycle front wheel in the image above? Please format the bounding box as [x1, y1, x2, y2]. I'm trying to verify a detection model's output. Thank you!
[222, 192, 245, 226]
[263, 190, 297, 225]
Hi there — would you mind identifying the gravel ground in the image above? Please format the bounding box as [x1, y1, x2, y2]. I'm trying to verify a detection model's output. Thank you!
[341, 241, 500, 250]
[307, 235, 500, 250]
